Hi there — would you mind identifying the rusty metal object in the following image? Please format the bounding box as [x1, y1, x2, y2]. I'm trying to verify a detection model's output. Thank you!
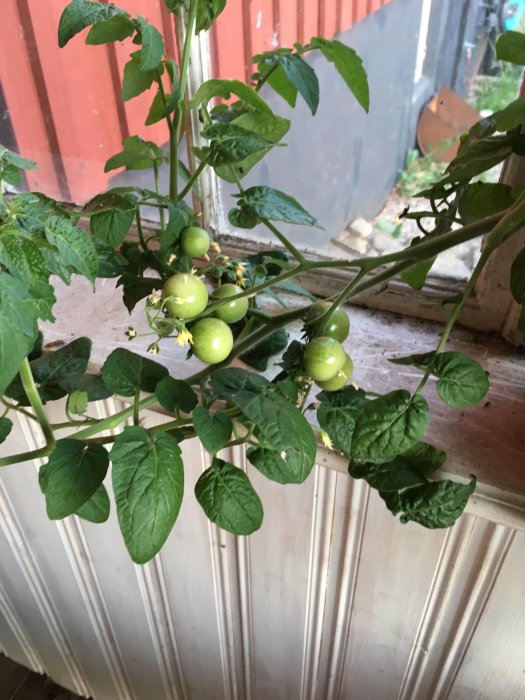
[417, 86, 481, 162]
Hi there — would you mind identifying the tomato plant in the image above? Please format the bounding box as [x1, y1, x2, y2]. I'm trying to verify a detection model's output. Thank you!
[162, 272, 209, 319]
[317, 354, 354, 391]
[0, 0, 522, 564]
[304, 337, 347, 382]
[305, 302, 350, 342]
[181, 226, 210, 257]
[191, 318, 234, 364]
[212, 283, 250, 323]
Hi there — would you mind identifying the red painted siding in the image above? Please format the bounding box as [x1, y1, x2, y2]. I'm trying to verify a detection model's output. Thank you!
[1, 0, 391, 202]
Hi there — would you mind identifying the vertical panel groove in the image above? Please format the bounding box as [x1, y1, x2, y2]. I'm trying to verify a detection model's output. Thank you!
[431, 524, 516, 699]
[0, 581, 44, 674]
[397, 517, 475, 700]
[300, 466, 338, 700]
[0, 484, 90, 697]
[57, 518, 135, 700]
[135, 558, 188, 700]
[324, 479, 369, 700]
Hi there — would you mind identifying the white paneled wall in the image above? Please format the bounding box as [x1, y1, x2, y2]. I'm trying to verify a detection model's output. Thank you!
[1, 403, 525, 700]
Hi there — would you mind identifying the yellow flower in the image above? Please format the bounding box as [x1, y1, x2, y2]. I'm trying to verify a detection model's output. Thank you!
[176, 328, 193, 348]
[320, 431, 334, 450]
[234, 262, 248, 286]
[147, 342, 159, 356]
[167, 253, 177, 265]
[210, 241, 221, 254]
[147, 289, 162, 307]
[125, 326, 137, 340]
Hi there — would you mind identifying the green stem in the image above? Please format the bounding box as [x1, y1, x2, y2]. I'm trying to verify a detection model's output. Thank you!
[260, 218, 307, 264]
[0, 445, 54, 468]
[153, 161, 165, 230]
[177, 156, 208, 202]
[19, 358, 55, 449]
[413, 247, 492, 397]
[171, 0, 199, 201]
[133, 387, 141, 426]
[255, 63, 279, 92]
[1, 398, 37, 422]
[136, 207, 148, 251]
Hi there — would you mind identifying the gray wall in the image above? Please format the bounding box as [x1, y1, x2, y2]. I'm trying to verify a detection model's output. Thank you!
[220, 0, 467, 248]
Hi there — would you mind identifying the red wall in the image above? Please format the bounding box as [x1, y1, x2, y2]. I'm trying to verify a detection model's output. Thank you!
[1, 0, 390, 202]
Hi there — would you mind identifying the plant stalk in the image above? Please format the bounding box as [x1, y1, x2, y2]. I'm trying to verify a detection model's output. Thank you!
[19, 358, 55, 449]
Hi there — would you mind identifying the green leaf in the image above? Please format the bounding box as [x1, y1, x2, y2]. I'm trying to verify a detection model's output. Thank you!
[193, 408, 232, 454]
[400, 258, 435, 290]
[190, 79, 273, 115]
[195, 0, 227, 33]
[243, 394, 316, 484]
[235, 186, 320, 227]
[31, 337, 92, 402]
[90, 208, 135, 247]
[93, 240, 127, 278]
[496, 31, 525, 65]
[86, 13, 135, 44]
[267, 64, 299, 107]
[58, 0, 126, 47]
[215, 112, 291, 182]
[209, 367, 269, 399]
[240, 327, 288, 371]
[155, 376, 198, 413]
[384, 477, 476, 528]
[310, 37, 369, 112]
[349, 442, 445, 492]
[0, 144, 36, 171]
[510, 247, 525, 303]
[351, 390, 429, 461]
[136, 17, 165, 72]
[44, 216, 98, 284]
[145, 77, 179, 126]
[228, 207, 259, 229]
[195, 458, 263, 534]
[280, 54, 319, 115]
[122, 52, 157, 101]
[105, 135, 164, 171]
[317, 386, 368, 455]
[444, 136, 512, 183]
[0, 417, 13, 444]
[102, 348, 168, 397]
[0, 234, 56, 321]
[111, 426, 184, 563]
[431, 352, 489, 408]
[75, 485, 110, 523]
[351, 459, 428, 492]
[458, 183, 516, 225]
[164, 0, 184, 11]
[67, 390, 89, 416]
[121, 277, 162, 312]
[0, 274, 38, 395]
[39, 439, 109, 519]
[59, 374, 113, 402]
[200, 123, 275, 166]
[494, 96, 525, 132]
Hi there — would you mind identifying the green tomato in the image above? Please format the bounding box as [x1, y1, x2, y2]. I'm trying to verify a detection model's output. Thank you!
[212, 284, 249, 324]
[162, 273, 209, 319]
[306, 302, 350, 342]
[191, 318, 234, 364]
[304, 336, 346, 382]
[180, 226, 210, 257]
[317, 354, 354, 391]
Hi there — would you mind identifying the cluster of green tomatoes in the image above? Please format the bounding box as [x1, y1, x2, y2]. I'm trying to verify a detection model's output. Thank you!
[161, 226, 249, 364]
[159, 226, 354, 392]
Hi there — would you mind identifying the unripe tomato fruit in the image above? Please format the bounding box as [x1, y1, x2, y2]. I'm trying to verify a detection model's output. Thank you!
[162, 273, 208, 319]
[304, 336, 346, 382]
[191, 318, 233, 364]
[180, 226, 210, 257]
[212, 284, 249, 324]
[306, 302, 350, 342]
[317, 354, 354, 391]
